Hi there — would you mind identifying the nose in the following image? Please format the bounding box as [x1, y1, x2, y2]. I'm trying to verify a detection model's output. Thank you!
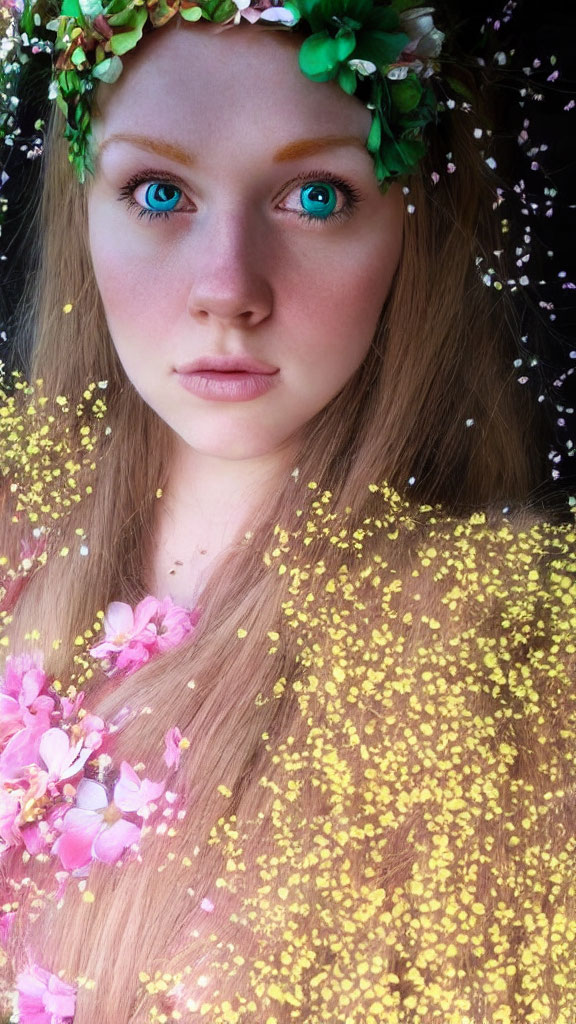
[186, 207, 273, 329]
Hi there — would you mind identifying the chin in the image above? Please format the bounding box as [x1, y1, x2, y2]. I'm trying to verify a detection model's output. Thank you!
[174, 428, 292, 463]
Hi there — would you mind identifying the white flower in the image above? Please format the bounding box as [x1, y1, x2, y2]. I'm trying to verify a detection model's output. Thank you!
[399, 6, 445, 60]
[348, 58, 377, 77]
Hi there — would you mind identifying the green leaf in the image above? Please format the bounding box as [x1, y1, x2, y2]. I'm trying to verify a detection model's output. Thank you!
[299, 33, 336, 81]
[179, 5, 203, 19]
[61, 0, 83, 17]
[92, 55, 124, 82]
[71, 46, 87, 67]
[337, 64, 357, 94]
[108, 7, 147, 54]
[354, 27, 407, 66]
[334, 27, 356, 61]
[389, 75, 422, 114]
[299, 28, 356, 82]
[20, 0, 37, 35]
[366, 113, 381, 153]
[199, 0, 237, 21]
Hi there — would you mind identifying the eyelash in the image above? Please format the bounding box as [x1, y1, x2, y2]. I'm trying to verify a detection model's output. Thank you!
[117, 169, 363, 225]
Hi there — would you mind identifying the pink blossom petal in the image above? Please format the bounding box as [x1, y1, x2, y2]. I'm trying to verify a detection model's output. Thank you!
[163, 726, 182, 769]
[0, 694, 24, 744]
[0, 722, 45, 778]
[75, 778, 106, 811]
[60, 693, 84, 720]
[39, 728, 91, 784]
[115, 643, 152, 672]
[102, 600, 135, 637]
[22, 821, 51, 856]
[20, 667, 48, 708]
[113, 761, 164, 813]
[92, 817, 141, 863]
[2, 653, 46, 702]
[17, 964, 76, 1023]
[133, 595, 162, 632]
[52, 808, 102, 871]
[75, 712, 106, 751]
[0, 790, 21, 850]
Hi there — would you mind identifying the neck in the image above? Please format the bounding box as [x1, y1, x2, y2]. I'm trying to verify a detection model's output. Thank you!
[148, 439, 297, 607]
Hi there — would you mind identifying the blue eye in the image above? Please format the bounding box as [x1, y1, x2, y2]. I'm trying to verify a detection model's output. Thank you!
[300, 182, 337, 219]
[143, 182, 182, 212]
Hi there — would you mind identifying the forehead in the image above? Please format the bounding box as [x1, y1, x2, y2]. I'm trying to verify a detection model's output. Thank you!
[93, 21, 372, 161]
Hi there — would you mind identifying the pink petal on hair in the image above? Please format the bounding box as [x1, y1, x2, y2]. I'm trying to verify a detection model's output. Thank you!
[76, 777, 108, 811]
[163, 726, 182, 769]
[0, 694, 25, 745]
[102, 600, 135, 637]
[17, 963, 76, 1023]
[92, 817, 141, 863]
[113, 761, 165, 813]
[52, 807, 102, 871]
[39, 728, 91, 784]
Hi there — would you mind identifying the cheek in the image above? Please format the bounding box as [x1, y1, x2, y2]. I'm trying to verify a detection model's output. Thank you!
[88, 211, 184, 346]
[287, 236, 401, 370]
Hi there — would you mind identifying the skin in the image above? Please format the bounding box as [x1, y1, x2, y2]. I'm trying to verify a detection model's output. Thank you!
[87, 22, 405, 603]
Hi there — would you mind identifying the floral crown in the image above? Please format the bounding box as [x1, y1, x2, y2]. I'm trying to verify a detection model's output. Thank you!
[15, 0, 445, 183]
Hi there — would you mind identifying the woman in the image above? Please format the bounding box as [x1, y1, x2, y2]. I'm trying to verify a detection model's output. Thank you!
[0, 2, 575, 1021]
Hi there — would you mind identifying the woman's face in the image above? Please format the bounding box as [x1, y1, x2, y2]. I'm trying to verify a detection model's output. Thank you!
[88, 23, 404, 462]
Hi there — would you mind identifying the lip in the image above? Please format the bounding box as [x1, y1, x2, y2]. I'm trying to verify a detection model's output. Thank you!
[174, 356, 279, 403]
[175, 356, 278, 375]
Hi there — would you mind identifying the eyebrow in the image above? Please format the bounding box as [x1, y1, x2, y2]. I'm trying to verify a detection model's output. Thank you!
[273, 136, 366, 162]
[99, 134, 196, 167]
[98, 133, 366, 166]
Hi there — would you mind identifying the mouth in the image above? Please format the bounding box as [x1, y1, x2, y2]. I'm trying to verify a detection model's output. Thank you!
[175, 356, 278, 375]
[174, 357, 279, 402]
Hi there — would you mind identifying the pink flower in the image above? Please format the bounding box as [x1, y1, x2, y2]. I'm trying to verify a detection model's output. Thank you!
[0, 655, 52, 747]
[52, 777, 141, 872]
[0, 789, 21, 852]
[17, 963, 76, 1024]
[1, 652, 48, 706]
[114, 761, 164, 814]
[0, 704, 54, 782]
[154, 596, 197, 653]
[89, 596, 197, 676]
[163, 726, 183, 769]
[0, 693, 27, 746]
[37, 728, 92, 792]
[89, 597, 159, 674]
[52, 761, 163, 871]
[71, 712, 106, 752]
[0, 655, 54, 771]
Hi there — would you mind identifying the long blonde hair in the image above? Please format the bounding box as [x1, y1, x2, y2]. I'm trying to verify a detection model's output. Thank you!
[1, 60, 545, 1020]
